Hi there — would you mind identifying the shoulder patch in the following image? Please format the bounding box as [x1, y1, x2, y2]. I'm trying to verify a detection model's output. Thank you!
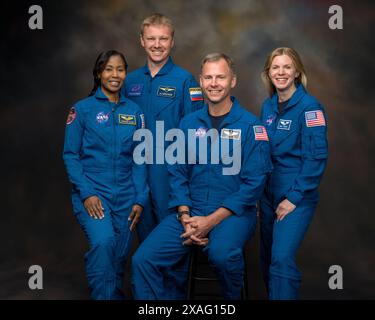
[253, 125, 269, 141]
[66, 107, 76, 125]
[140, 113, 145, 128]
[305, 110, 326, 127]
[189, 87, 204, 101]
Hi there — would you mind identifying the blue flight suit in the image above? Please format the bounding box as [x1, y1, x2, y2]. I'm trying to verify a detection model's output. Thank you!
[63, 87, 148, 300]
[122, 57, 204, 241]
[259, 84, 328, 299]
[131, 98, 272, 299]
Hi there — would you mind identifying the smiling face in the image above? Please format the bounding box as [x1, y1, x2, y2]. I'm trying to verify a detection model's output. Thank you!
[200, 58, 237, 105]
[99, 55, 126, 97]
[140, 24, 174, 66]
[269, 54, 299, 94]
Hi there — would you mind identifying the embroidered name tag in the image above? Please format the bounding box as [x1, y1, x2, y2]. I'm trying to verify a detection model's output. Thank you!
[277, 119, 292, 130]
[221, 128, 241, 140]
[157, 85, 176, 98]
[119, 114, 136, 125]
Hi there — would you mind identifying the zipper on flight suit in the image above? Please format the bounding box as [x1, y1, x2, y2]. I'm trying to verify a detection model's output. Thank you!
[112, 102, 118, 201]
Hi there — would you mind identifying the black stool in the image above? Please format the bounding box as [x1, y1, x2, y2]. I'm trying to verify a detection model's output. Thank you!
[186, 245, 249, 299]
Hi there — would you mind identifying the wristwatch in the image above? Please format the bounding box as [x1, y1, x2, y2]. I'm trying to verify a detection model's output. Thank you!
[176, 210, 190, 221]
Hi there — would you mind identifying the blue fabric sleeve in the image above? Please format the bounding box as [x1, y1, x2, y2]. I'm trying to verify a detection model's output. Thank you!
[286, 106, 328, 206]
[131, 111, 149, 207]
[62, 106, 97, 202]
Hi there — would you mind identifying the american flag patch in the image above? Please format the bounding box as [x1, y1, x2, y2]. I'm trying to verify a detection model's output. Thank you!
[305, 110, 326, 127]
[253, 125, 269, 141]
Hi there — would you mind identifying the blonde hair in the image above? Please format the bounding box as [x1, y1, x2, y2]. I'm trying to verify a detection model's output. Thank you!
[261, 47, 307, 97]
[201, 52, 236, 75]
[140, 13, 174, 37]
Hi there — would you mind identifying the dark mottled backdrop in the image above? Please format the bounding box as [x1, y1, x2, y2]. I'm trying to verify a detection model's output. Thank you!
[1, 0, 374, 299]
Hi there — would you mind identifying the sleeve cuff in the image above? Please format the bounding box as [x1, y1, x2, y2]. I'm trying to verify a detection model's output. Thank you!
[79, 190, 96, 202]
[220, 201, 243, 216]
[286, 191, 303, 206]
[168, 199, 193, 210]
[135, 196, 146, 208]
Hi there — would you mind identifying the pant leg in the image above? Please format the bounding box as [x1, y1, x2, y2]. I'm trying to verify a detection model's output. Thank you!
[135, 196, 158, 242]
[259, 195, 275, 293]
[110, 198, 135, 300]
[131, 214, 191, 299]
[73, 194, 123, 300]
[205, 212, 257, 300]
[135, 163, 170, 242]
[269, 201, 316, 300]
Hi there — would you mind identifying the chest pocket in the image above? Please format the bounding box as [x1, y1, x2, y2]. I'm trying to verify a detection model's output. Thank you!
[85, 111, 112, 143]
[272, 120, 298, 149]
[117, 114, 137, 146]
[153, 87, 183, 119]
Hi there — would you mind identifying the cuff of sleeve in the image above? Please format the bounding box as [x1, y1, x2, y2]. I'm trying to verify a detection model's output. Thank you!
[220, 201, 243, 216]
[286, 191, 303, 206]
[135, 194, 148, 208]
[79, 191, 96, 202]
[168, 199, 193, 210]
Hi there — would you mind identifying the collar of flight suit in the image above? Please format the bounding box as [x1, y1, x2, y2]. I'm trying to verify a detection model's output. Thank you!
[197, 96, 243, 129]
[270, 83, 307, 114]
[94, 87, 127, 104]
[141, 56, 174, 77]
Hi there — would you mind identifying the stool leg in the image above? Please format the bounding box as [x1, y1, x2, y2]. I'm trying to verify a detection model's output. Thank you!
[242, 249, 249, 300]
[186, 246, 197, 299]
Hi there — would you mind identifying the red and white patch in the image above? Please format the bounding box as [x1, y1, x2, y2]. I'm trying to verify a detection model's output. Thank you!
[253, 125, 269, 141]
[66, 107, 76, 125]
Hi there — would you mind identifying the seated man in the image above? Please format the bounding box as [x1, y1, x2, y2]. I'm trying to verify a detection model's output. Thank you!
[131, 53, 272, 299]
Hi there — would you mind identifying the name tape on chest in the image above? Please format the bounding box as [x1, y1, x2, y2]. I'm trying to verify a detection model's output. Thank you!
[157, 85, 176, 98]
[119, 114, 136, 125]
[221, 128, 241, 140]
[277, 119, 292, 130]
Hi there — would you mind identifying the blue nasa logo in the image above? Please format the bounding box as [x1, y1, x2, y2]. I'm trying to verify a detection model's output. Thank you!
[128, 84, 143, 96]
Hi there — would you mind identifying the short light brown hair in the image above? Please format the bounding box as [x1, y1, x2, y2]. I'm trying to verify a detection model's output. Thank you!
[261, 47, 307, 96]
[140, 13, 174, 37]
[200, 52, 236, 75]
